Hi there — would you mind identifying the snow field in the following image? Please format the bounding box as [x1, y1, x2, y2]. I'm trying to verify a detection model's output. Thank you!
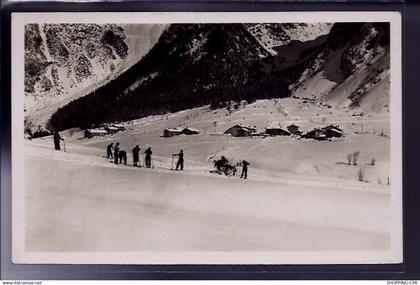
[24, 98, 391, 252]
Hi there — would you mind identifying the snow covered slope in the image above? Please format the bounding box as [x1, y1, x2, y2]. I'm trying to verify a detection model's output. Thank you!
[290, 23, 390, 113]
[28, 22, 390, 135]
[24, 24, 167, 135]
[49, 24, 280, 130]
[246, 23, 332, 55]
[24, 97, 391, 253]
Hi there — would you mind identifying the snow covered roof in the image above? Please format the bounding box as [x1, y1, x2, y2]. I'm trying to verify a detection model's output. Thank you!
[106, 126, 119, 131]
[112, 124, 126, 130]
[165, 127, 184, 132]
[224, 125, 256, 134]
[183, 127, 200, 132]
[322, 125, 343, 132]
[325, 128, 343, 134]
[288, 124, 300, 128]
[307, 128, 325, 134]
[87, 128, 108, 134]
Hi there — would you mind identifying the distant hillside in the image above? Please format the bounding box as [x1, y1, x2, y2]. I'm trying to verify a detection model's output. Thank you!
[290, 22, 390, 112]
[246, 23, 332, 55]
[24, 23, 166, 135]
[49, 22, 390, 132]
[49, 23, 328, 131]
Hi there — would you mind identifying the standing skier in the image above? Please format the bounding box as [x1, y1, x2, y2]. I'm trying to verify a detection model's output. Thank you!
[107, 143, 114, 159]
[119, 150, 127, 165]
[132, 145, 141, 167]
[114, 142, 120, 164]
[240, 160, 250, 179]
[144, 147, 153, 168]
[53, 131, 64, 151]
[173, 149, 184, 170]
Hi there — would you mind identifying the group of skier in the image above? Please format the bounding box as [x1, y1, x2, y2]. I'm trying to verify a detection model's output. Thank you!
[106, 142, 184, 170]
[52, 131, 248, 178]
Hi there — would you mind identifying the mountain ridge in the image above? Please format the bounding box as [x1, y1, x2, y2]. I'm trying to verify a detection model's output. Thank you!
[24, 23, 166, 135]
[23, 22, 390, 134]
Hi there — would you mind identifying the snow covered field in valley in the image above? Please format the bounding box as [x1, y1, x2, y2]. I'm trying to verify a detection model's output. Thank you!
[24, 98, 391, 252]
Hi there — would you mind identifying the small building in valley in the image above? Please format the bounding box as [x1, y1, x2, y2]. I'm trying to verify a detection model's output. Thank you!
[163, 127, 184, 137]
[303, 128, 327, 140]
[265, 127, 291, 136]
[112, 124, 126, 131]
[104, 123, 126, 134]
[84, 128, 108, 138]
[224, 125, 256, 137]
[287, 124, 303, 136]
[322, 125, 343, 138]
[181, 127, 200, 135]
[104, 125, 120, 134]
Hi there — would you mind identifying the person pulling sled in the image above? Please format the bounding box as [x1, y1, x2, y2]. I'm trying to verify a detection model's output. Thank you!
[213, 156, 237, 176]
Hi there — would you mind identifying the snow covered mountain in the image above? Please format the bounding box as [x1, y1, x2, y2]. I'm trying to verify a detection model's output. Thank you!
[50, 24, 285, 130]
[290, 23, 390, 112]
[246, 23, 332, 55]
[30, 22, 389, 133]
[24, 23, 166, 135]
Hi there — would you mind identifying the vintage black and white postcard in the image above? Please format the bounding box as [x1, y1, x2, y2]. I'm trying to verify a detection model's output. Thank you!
[11, 12, 402, 264]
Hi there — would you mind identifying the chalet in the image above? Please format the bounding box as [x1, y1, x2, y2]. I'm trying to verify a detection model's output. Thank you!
[224, 125, 256, 137]
[163, 127, 184, 137]
[303, 128, 327, 140]
[287, 124, 303, 136]
[84, 128, 108, 138]
[265, 127, 291, 136]
[112, 124, 126, 131]
[181, 127, 200, 135]
[104, 125, 120, 134]
[322, 125, 343, 138]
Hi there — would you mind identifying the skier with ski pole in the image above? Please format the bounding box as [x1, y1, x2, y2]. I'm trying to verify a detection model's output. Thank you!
[172, 150, 184, 171]
[53, 131, 64, 151]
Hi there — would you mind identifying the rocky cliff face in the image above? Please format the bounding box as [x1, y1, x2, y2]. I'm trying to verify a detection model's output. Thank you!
[50, 23, 282, 130]
[290, 23, 390, 112]
[25, 24, 127, 107]
[246, 23, 332, 55]
[24, 23, 166, 135]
